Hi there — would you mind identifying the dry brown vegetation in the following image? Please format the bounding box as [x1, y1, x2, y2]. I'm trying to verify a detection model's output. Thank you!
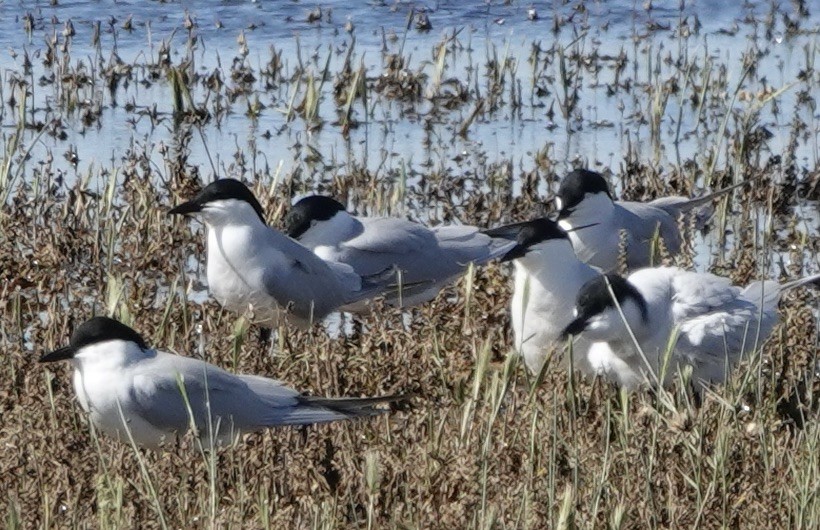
[1, 1, 819, 529]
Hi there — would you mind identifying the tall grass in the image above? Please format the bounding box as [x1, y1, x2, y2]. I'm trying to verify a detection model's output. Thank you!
[0, 1, 818, 528]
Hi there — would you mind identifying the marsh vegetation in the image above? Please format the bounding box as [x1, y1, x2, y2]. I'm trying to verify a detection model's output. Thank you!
[0, 0, 818, 528]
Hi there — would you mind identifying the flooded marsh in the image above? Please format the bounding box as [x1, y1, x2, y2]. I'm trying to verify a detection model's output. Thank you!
[1, 0, 819, 528]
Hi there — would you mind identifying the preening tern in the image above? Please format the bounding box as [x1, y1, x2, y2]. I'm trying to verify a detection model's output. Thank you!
[561, 266, 820, 388]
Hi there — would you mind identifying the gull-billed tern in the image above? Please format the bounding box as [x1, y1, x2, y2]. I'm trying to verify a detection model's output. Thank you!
[169, 179, 397, 328]
[485, 217, 601, 374]
[40, 316, 405, 449]
[556, 169, 742, 272]
[561, 266, 820, 388]
[284, 195, 517, 307]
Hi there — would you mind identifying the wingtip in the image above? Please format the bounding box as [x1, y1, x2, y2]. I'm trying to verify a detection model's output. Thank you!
[298, 393, 414, 418]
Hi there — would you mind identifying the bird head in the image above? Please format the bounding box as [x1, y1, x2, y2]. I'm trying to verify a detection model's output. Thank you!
[560, 273, 648, 342]
[39, 316, 149, 365]
[284, 195, 348, 241]
[555, 169, 613, 221]
[168, 179, 267, 227]
[484, 217, 597, 263]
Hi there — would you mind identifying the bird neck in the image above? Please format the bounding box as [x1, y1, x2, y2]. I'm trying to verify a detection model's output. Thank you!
[517, 240, 595, 284]
[561, 192, 614, 226]
[297, 211, 361, 250]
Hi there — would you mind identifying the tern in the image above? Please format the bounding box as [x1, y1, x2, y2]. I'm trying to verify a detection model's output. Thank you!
[561, 266, 820, 388]
[485, 217, 600, 374]
[284, 195, 516, 307]
[40, 316, 406, 449]
[169, 179, 397, 328]
[556, 169, 742, 272]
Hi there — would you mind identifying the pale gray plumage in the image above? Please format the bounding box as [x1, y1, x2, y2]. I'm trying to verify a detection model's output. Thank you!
[563, 266, 820, 388]
[556, 169, 742, 272]
[169, 180, 395, 328]
[285, 196, 516, 307]
[40, 317, 404, 450]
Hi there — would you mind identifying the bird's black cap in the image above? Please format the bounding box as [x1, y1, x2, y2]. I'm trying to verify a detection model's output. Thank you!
[168, 178, 266, 224]
[484, 218, 569, 262]
[284, 195, 347, 239]
[39, 317, 148, 363]
[561, 273, 647, 338]
[556, 169, 613, 219]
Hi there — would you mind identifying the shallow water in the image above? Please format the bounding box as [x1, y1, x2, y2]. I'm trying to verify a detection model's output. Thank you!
[0, 0, 817, 286]
[1, 0, 817, 184]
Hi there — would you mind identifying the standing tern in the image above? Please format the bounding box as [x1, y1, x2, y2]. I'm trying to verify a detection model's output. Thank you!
[484, 217, 600, 374]
[284, 195, 517, 307]
[556, 169, 742, 272]
[39, 316, 405, 449]
[561, 266, 820, 388]
[169, 179, 396, 328]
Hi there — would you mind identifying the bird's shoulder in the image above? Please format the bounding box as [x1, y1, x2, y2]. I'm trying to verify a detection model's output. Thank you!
[344, 216, 435, 254]
[616, 200, 679, 238]
[126, 351, 220, 429]
[669, 270, 743, 321]
[131, 351, 214, 383]
[130, 351, 267, 403]
[223, 223, 327, 275]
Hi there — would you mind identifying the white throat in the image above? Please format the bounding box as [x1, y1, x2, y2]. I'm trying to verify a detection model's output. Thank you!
[73, 339, 150, 370]
[559, 192, 614, 228]
[558, 193, 615, 266]
[72, 339, 152, 413]
[518, 239, 595, 283]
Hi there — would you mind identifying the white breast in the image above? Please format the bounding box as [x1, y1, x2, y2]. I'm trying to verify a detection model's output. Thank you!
[206, 224, 285, 326]
[586, 342, 644, 388]
[72, 345, 175, 448]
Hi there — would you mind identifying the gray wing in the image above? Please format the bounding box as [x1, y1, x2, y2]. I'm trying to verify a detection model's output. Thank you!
[129, 352, 387, 434]
[675, 303, 776, 383]
[233, 374, 396, 426]
[646, 195, 695, 212]
[338, 217, 461, 282]
[258, 228, 352, 318]
[648, 195, 714, 232]
[669, 272, 777, 382]
[616, 202, 681, 266]
[670, 271, 743, 322]
[431, 225, 517, 266]
[262, 251, 404, 314]
[648, 183, 745, 230]
[739, 280, 784, 314]
[324, 261, 364, 294]
[260, 261, 346, 321]
[741, 273, 820, 313]
[127, 353, 255, 434]
[349, 217, 434, 253]
[648, 182, 745, 216]
[240, 373, 403, 424]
